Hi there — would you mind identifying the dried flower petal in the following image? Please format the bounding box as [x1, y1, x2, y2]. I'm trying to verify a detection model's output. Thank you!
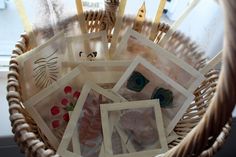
[52, 120, 60, 128]
[73, 91, 80, 99]
[61, 98, 69, 106]
[63, 113, 69, 122]
[50, 106, 60, 115]
[64, 86, 72, 94]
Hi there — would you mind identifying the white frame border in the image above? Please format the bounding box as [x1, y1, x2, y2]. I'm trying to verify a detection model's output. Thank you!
[113, 27, 205, 92]
[101, 99, 168, 157]
[24, 66, 82, 149]
[112, 56, 194, 134]
[57, 81, 123, 157]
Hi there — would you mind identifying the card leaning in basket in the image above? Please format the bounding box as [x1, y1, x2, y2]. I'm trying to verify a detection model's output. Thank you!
[11, 0, 226, 157]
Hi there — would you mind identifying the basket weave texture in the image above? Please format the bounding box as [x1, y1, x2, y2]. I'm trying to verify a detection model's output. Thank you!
[6, 1, 234, 157]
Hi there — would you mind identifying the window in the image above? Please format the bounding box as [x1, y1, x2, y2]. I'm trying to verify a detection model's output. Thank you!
[0, 0, 23, 71]
[0, 0, 104, 71]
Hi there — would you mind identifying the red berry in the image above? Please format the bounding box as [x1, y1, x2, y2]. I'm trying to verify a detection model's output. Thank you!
[73, 91, 80, 99]
[51, 106, 60, 115]
[52, 120, 60, 128]
[64, 86, 72, 94]
[63, 113, 70, 122]
[61, 98, 69, 106]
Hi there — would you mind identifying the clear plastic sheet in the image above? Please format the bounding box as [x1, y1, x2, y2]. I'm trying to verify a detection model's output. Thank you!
[24, 66, 88, 149]
[112, 56, 194, 134]
[116, 107, 161, 152]
[100, 100, 168, 156]
[16, 0, 104, 46]
[17, 31, 74, 101]
[66, 31, 109, 61]
[62, 60, 131, 89]
[114, 28, 205, 92]
[57, 81, 122, 157]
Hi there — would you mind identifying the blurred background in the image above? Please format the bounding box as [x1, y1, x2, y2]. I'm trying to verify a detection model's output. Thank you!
[0, 0, 235, 156]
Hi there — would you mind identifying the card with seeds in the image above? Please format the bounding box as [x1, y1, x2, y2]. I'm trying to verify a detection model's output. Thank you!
[113, 28, 205, 92]
[24, 66, 89, 149]
[16, 31, 75, 102]
[66, 31, 109, 61]
[101, 99, 168, 157]
[112, 56, 194, 135]
[62, 60, 131, 89]
[57, 81, 123, 157]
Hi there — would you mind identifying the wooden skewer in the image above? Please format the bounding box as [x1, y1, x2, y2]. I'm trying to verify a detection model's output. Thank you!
[158, 0, 200, 46]
[75, 0, 91, 55]
[109, 0, 128, 58]
[14, 0, 37, 46]
[75, 0, 87, 34]
[14, 0, 33, 33]
[149, 0, 167, 41]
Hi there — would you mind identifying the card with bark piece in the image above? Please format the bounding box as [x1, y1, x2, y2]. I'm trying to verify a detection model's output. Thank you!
[113, 28, 205, 92]
[57, 81, 123, 157]
[24, 66, 90, 149]
[66, 31, 109, 61]
[63, 60, 131, 89]
[101, 99, 168, 157]
[16, 31, 75, 102]
[112, 56, 194, 135]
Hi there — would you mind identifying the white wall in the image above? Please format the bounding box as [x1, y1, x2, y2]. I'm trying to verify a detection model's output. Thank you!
[0, 0, 22, 137]
[0, 73, 13, 137]
[177, 0, 224, 58]
[0, 0, 23, 56]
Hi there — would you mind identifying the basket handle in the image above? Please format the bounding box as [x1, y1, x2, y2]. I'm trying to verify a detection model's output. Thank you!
[162, 0, 236, 156]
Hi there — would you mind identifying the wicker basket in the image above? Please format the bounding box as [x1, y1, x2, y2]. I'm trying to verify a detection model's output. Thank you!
[6, 0, 235, 157]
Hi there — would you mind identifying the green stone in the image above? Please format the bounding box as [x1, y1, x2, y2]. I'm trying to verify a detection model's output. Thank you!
[151, 87, 173, 108]
[126, 71, 149, 92]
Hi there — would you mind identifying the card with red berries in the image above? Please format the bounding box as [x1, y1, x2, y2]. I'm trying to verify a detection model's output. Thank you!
[57, 80, 123, 157]
[16, 31, 75, 102]
[100, 99, 168, 157]
[24, 66, 89, 149]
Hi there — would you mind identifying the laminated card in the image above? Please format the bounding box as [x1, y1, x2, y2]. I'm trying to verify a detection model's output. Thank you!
[17, 31, 74, 101]
[113, 28, 205, 92]
[101, 99, 168, 157]
[112, 56, 194, 135]
[57, 81, 123, 157]
[24, 66, 88, 149]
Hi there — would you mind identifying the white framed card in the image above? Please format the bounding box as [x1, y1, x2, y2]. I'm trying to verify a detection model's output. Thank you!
[112, 56, 195, 135]
[24, 66, 89, 149]
[57, 81, 123, 157]
[16, 31, 74, 102]
[113, 28, 205, 92]
[101, 99, 168, 157]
